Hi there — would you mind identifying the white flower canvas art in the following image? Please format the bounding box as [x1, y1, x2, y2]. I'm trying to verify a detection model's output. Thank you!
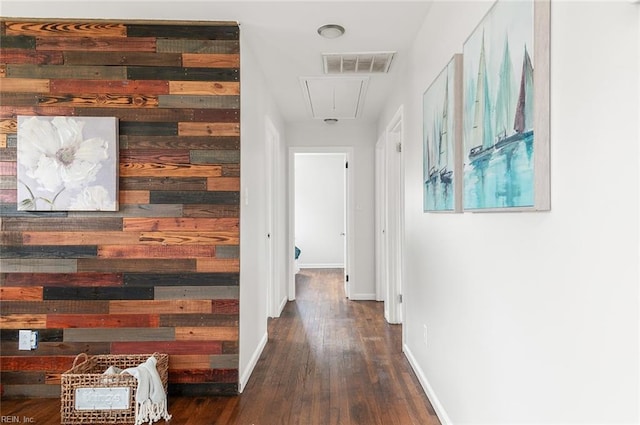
[17, 116, 119, 211]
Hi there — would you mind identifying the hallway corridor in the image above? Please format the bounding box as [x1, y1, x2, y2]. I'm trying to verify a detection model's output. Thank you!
[1, 269, 440, 424]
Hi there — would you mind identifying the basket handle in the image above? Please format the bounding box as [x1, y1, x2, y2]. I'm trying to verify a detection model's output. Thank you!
[72, 352, 89, 368]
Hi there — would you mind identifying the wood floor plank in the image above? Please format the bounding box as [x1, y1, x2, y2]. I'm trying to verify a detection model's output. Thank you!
[0, 269, 440, 425]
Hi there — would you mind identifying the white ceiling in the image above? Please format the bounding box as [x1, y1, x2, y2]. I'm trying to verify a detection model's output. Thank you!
[0, 1, 434, 124]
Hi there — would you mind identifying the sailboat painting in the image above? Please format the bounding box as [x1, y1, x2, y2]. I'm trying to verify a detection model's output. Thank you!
[462, 0, 550, 211]
[423, 54, 462, 212]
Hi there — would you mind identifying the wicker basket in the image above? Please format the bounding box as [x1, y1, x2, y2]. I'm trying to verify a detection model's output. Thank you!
[60, 353, 169, 424]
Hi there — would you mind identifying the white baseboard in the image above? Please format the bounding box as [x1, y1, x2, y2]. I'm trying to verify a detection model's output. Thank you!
[297, 263, 344, 269]
[349, 293, 377, 301]
[239, 331, 268, 393]
[278, 295, 288, 315]
[403, 343, 453, 425]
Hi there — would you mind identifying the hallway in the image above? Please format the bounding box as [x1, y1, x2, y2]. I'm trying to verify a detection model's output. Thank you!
[1, 269, 440, 425]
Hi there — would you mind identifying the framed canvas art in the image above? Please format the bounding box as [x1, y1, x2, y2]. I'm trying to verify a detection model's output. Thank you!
[462, 0, 550, 211]
[423, 54, 462, 213]
[17, 116, 119, 211]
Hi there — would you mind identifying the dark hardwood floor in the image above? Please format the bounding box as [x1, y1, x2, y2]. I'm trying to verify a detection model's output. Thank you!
[1, 269, 440, 424]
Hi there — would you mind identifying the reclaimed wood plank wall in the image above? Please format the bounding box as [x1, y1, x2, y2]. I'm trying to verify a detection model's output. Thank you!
[0, 19, 241, 398]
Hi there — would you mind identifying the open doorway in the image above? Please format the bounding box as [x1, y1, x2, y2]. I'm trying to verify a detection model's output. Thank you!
[288, 148, 353, 300]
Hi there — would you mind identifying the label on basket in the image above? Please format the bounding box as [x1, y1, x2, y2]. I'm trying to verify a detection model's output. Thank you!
[75, 387, 131, 410]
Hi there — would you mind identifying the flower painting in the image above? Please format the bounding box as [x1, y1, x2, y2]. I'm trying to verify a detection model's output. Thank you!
[17, 116, 119, 211]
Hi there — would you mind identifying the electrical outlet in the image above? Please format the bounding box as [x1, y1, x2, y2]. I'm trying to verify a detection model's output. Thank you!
[423, 324, 428, 347]
[18, 330, 38, 350]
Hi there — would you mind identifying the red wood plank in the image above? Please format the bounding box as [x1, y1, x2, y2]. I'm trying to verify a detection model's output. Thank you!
[111, 341, 222, 355]
[0, 356, 74, 372]
[169, 368, 238, 384]
[36, 36, 156, 51]
[50, 79, 169, 95]
[97, 245, 216, 259]
[211, 300, 239, 314]
[0, 48, 63, 65]
[47, 314, 160, 328]
[0, 106, 75, 118]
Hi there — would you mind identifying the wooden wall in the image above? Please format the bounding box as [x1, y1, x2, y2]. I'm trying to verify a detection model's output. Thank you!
[0, 19, 241, 398]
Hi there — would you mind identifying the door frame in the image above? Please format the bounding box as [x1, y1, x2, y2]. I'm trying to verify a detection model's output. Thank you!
[265, 116, 283, 318]
[288, 146, 354, 300]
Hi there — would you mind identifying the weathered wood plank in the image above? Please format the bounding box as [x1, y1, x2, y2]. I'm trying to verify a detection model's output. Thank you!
[80, 107, 191, 122]
[0, 287, 43, 301]
[76, 258, 196, 273]
[182, 54, 240, 68]
[37, 93, 159, 108]
[0, 35, 36, 49]
[120, 148, 189, 163]
[119, 190, 150, 204]
[175, 326, 238, 341]
[159, 95, 239, 109]
[167, 354, 211, 370]
[119, 135, 239, 150]
[178, 121, 239, 137]
[0, 371, 45, 385]
[221, 341, 238, 354]
[0, 245, 97, 259]
[168, 81, 239, 95]
[0, 78, 50, 93]
[22, 231, 140, 246]
[0, 92, 38, 107]
[169, 383, 236, 396]
[5, 22, 126, 37]
[169, 368, 238, 384]
[120, 163, 221, 178]
[0, 161, 16, 175]
[211, 300, 239, 314]
[123, 217, 238, 232]
[191, 150, 240, 164]
[215, 245, 239, 259]
[0, 329, 63, 342]
[97, 245, 216, 259]
[182, 204, 240, 218]
[47, 314, 159, 329]
[64, 51, 182, 67]
[0, 314, 47, 328]
[0, 342, 109, 357]
[0, 105, 75, 118]
[159, 314, 238, 328]
[155, 286, 239, 301]
[0, 259, 76, 273]
[1, 272, 123, 287]
[50, 79, 169, 95]
[209, 354, 238, 369]
[0, 300, 109, 314]
[149, 190, 239, 204]
[193, 109, 239, 123]
[126, 24, 238, 40]
[2, 217, 122, 232]
[43, 286, 154, 301]
[119, 122, 178, 136]
[139, 232, 239, 246]
[196, 259, 240, 273]
[0, 48, 63, 65]
[67, 204, 183, 218]
[111, 341, 222, 355]
[0, 384, 61, 398]
[64, 327, 173, 342]
[0, 175, 16, 189]
[36, 36, 156, 52]
[157, 39, 239, 54]
[7, 64, 127, 80]
[222, 163, 240, 177]
[109, 300, 211, 315]
[123, 273, 239, 287]
[120, 177, 207, 192]
[127, 66, 238, 82]
[0, 189, 17, 202]
[207, 177, 240, 192]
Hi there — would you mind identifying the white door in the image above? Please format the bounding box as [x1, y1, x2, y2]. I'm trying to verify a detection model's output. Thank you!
[265, 118, 280, 318]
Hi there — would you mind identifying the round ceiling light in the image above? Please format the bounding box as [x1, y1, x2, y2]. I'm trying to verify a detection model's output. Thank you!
[317, 24, 345, 39]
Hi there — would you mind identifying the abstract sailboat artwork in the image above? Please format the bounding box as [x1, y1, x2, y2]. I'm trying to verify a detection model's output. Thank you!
[423, 54, 462, 213]
[462, 0, 550, 211]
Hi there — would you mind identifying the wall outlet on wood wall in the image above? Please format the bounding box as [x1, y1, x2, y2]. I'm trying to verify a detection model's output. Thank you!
[18, 330, 38, 351]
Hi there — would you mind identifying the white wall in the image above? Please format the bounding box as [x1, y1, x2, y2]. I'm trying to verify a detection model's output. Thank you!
[379, 1, 640, 424]
[239, 30, 287, 391]
[294, 154, 346, 268]
[287, 121, 377, 300]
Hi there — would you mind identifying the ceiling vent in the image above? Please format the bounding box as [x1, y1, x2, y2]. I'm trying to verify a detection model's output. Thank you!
[322, 52, 395, 74]
[300, 76, 369, 120]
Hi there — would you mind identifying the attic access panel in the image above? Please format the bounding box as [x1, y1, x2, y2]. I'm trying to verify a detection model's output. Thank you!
[300, 76, 369, 120]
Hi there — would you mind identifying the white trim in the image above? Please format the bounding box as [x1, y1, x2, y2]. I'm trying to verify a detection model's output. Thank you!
[277, 295, 288, 316]
[297, 263, 345, 269]
[238, 331, 268, 393]
[349, 293, 377, 301]
[403, 344, 453, 425]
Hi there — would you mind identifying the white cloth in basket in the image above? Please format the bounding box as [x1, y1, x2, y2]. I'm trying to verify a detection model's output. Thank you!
[121, 356, 172, 425]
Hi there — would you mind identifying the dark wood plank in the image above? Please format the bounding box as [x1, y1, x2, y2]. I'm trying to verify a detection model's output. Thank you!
[156, 39, 239, 54]
[36, 36, 156, 51]
[120, 177, 207, 191]
[43, 286, 154, 301]
[182, 204, 240, 218]
[63, 327, 173, 342]
[127, 66, 238, 82]
[0, 341, 110, 356]
[78, 107, 190, 122]
[0, 300, 109, 314]
[119, 122, 178, 136]
[169, 369, 238, 384]
[123, 272, 239, 287]
[0, 105, 76, 118]
[222, 163, 240, 177]
[97, 245, 216, 259]
[126, 24, 238, 40]
[159, 95, 239, 109]
[119, 135, 239, 150]
[111, 341, 222, 355]
[159, 314, 238, 327]
[1, 272, 123, 287]
[7, 64, 127, 80]
[211, 300, 239, 315]
[0, 48, 64, 64]
[193, 109, 239, 123]
[0, 35, 36, 49]
[0, 329, 63, 343]
[64, 51, 182, 66]
[76, 259, 197, 273]
[0, 245, 97, 259]
[109, 299, 211, 315]
[169, 383, 237, 396]
[191, 150, 240, 164]
[2, 217, 122, 232]
[149, 191, 239, 204]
